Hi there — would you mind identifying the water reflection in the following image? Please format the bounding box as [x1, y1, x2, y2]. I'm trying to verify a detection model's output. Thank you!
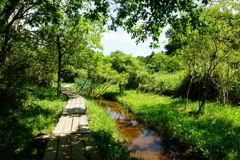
[95, 100, 178, 160]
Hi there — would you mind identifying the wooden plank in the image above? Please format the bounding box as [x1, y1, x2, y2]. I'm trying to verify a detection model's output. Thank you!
[80, 126, 90, 134]
[53, 115, 67, 134]
[75, 98, 81, 104]
[44, 85, 100, 160]
[71, 104, 77, 109]
[61, 87, 69, 91]
[62, 115, 73, 134]
[71, 134, 87, 160]
[72, 98, 77, 104]
[57, 134, 71, 160]
[72, 114, 80, 133]
[74, 103, 83, 113]
[79, 103, 85, 110]
[62, 104, 69, 114]
[42, 134, 59, 160]
[68, 99, 73, 104]
[82, 134, 102, 160]
[72, 103, 85, 114]
[68, 104, 77, 114]
[62, 109, 68, 115]
[79, 115, 88, 125]
[73, 107, 79, 114]
[79, 97, 85, 103]
[79, 115, 90, 133]
[64, 104, 71, 109]
[72, 103, 79, 114]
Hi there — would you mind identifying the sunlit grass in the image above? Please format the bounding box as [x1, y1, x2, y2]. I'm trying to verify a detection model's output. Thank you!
[22, 99, 65, 135]
[103, 86, 240, 159]
[86, 100, 124, 141]
[86, 100, 130, 159]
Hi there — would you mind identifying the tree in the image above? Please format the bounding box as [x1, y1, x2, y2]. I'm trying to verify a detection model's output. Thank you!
[0, 0, 107, 95]
[146, 52, 181, 73]
[0, 0, 218, 81]
[166, 2, 240, 112]
[109, 50, 147, 93]
[74, 51, 118, 96]
[0, 0, 221, 68]
[0, 0, 227, 102]
[37, 17, 105, 96]
[107, 0, 217, 47]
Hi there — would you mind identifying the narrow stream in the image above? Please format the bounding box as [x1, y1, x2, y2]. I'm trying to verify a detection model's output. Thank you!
[96, 99, 186, 160]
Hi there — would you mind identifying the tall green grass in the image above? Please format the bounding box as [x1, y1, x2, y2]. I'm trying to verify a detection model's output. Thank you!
[0, 85, 67, 160]
[86, 100, 130, 159]
[86, 100, 124, 141]
[103, 86, 240, 160]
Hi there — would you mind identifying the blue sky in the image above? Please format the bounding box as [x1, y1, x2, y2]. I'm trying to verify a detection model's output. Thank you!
[101, 27, 169, 57]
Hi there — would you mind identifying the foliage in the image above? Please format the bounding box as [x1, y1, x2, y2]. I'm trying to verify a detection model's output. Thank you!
[166, 2, 240, 111]
[0, 85, 67, 160]
[74, 52, 119, 96]
[109, 0, 214, 48]
[0, 0, 107, 99]
[1, 1, 240, 159]
[103, 86, 240, 159]
[109, 50, 149, 93]
[61, 65, 80, 83]
[138, 51, 182, 73]
[138, 70, 187, 96]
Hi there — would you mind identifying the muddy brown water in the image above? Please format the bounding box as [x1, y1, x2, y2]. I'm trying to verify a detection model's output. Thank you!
[95, 99, 186, 160]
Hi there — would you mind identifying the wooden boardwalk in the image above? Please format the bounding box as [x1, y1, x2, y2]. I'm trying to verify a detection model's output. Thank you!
[43, 85, 102, 160]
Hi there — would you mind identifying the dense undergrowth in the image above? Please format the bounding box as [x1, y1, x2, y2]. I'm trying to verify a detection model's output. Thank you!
[102, 86, 240, 160]
[70, 85, 130, 159]
[0, 85, 67, 160]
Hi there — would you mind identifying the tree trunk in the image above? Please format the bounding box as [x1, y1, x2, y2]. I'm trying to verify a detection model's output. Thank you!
[185, 72, 195, 110]
[57, 34, 62, 97]
[197, 75, 209, 114]
[197, 98, 206, 114]
[119, 84, 124, 94]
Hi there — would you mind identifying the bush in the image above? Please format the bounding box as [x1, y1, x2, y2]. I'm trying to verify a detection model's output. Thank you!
[139, 70, 187, 96]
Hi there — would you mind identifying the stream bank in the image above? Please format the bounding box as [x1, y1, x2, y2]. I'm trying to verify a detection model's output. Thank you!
[95, 98, 188, 160]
